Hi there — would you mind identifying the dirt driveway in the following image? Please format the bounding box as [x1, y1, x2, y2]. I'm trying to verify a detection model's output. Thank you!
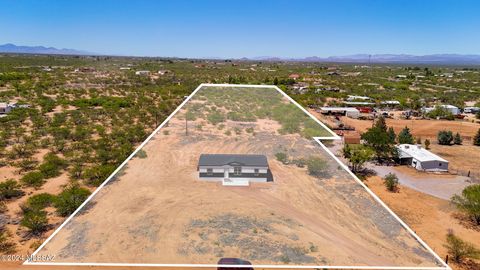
[372, 165, 473, 200]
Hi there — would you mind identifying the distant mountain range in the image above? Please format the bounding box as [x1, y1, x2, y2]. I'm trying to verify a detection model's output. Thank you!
[1, 43, 480, 65]
[0, 43, 93, 55]
[248, 54, 480, 65]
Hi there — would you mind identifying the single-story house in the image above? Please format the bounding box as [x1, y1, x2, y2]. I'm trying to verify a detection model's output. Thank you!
[320, 107, 360, 118]
[344, 101, 375, 107]
[135, 70, 150, 76]
[381, 100, 401, 106]
[347, 95, 371, 101]
[422, 105, 460, 115]
[198, 154, 271, 186]
[0, 102, 13, 114]
[396, 144, 448, 172]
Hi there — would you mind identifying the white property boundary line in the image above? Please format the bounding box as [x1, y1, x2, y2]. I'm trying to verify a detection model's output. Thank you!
[24, 83, 449, 270]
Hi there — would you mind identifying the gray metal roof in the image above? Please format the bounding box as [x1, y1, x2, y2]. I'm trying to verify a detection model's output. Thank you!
[198, 154, 268, 167]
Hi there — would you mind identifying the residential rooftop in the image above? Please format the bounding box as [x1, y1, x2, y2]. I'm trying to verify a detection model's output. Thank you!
[198, 154, 268, 167]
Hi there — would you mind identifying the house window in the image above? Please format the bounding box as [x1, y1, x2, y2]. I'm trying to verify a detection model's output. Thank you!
[234, 166, 242, 175]
[439, 163, 442, 166]
[207, 168, 213, 175]
[254, 168, 259, 176]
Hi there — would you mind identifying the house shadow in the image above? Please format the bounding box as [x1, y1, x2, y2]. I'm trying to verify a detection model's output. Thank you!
[266, 169, 274, 182]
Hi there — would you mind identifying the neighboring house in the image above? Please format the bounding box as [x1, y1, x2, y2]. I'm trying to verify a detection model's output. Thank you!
[381, 100, 401, 106]
[344, 101, 375, 106]
[135, 70, 150, 76]
[158, 70, 170, 75]
[396, 144, 449, 172]
[346, 95, 371, 101]
[320, 107, 360, 118]
[422, 105, 461, 115]
[198, 154, 271, 186]
[0, 102, 13, 114]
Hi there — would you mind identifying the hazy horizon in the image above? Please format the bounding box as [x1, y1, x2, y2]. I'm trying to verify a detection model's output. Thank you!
[1, 0, 479, 58]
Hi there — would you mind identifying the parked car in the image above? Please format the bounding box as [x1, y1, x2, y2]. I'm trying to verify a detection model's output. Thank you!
[217, 258, 254, 270]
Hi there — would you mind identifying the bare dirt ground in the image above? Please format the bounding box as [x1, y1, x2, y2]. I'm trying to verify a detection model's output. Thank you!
[31, 86, 443, 267]
[341, 117, 479, 139]
[367, 176, 480, 270]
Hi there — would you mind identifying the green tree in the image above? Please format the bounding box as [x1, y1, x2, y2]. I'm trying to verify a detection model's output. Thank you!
[383, 173, 399, 192]
[424, 138, 431, 149]
[361, 117, 395, 162]
[397, 126, 415, 144]
[444, 231, 480, 263]
[473, 128, 480, 146]
[387, 127, 396, 143]
[54, 184, 91, 216]
[454, 132, 463, 145]
[343, 145, 374, 173]
[437, 130, 453, 145]
[451, 184, 480, 225]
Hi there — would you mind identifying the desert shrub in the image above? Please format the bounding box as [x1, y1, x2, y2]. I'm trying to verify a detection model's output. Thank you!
[383, 173, 399, 192]
[292, 158, 306, 168]
[20, 171, 45, 188]
[54, 184, 91, 216]
[16, 158, 39, 173]
[275, 152, 288, 164]
[306, 157, 328, 176]
[207, 111, 225, 125]
[437, 130, 453, 145]
[224, 130, 231, 136]
[245, 127, 254, 134]
[0, 201, 6, 213]
[0, 230, 16, 254]
[83, 164, 116, 186]
[38, 153, 67, 178]
[444, 231, 480, 263]
[26, 193, 56, 210]
[451, 184, 480, 225]
[135, 149, 147, 159]
[21, 209, 48, 235]
[234, 127, 242, 135]
[0, 180, 24, 200]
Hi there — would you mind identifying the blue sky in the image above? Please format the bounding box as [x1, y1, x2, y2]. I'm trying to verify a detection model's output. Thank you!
[0, 0, 479, 58]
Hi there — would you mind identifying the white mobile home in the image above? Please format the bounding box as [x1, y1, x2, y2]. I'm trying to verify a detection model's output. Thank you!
[320, 107, 360, 118]
[198, 154, 271, 186]
[423, 105, 461, 115]
[396, 144, 448, 172]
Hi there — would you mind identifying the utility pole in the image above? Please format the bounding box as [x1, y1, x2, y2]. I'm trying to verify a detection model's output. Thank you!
[185, 117, 188, 136]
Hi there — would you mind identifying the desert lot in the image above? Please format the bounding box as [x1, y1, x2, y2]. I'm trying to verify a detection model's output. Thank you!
[30, 86, 443, 267]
